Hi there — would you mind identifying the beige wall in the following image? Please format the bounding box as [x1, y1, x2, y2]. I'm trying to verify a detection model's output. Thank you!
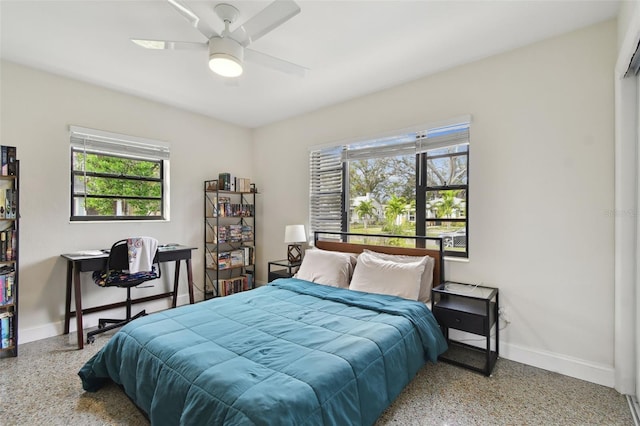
[615, 0, 640, 397]
[253, 20, 617, 385]
[0, 61, 252, 340]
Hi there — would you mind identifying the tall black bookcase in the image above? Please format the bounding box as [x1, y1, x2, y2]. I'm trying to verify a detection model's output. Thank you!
[0, 158, 18, 357]
[203, 178, 256, 300]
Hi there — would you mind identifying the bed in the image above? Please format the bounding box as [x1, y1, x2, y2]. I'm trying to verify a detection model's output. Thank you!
[79, 232, 448, 425]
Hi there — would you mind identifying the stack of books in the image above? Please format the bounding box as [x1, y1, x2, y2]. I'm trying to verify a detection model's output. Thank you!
[0, 266, 15, 306]
[217, 274, 252, 296]
[218, 173, 253, 192]
[0, 146, 16, 177]
[0, 312, 13, 348]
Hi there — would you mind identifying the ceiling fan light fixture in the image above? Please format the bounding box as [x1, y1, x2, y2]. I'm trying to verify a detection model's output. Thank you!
[209, 54, 243, 77]
[208, 36, 244, 77]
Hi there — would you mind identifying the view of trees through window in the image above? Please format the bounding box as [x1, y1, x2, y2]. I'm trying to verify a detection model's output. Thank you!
[349, 154, 416, 237]
[424, 144, 468, 254]
[71, 150, 163, 220]
[348, 144, 468, 255]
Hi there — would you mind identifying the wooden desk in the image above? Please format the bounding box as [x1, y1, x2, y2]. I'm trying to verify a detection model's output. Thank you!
[61, 245, 196, 349]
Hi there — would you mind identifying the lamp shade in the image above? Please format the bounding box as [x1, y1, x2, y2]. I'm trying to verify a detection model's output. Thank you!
[284, 225, 306, 243]
[208, 36, 244, 78]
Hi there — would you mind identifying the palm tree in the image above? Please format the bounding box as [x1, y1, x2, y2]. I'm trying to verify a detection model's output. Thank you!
[435, 190, 459, 219]
[385, 195, 407, 227]
[354, 199, 377, 229]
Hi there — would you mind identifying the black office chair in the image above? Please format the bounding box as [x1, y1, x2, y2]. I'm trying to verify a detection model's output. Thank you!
[86, 238, 160, 344]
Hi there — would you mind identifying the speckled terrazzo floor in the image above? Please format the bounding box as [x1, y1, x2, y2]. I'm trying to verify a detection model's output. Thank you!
[0, 331, 633, 425]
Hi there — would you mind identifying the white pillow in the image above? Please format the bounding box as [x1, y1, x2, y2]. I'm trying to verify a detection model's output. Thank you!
[349, 251, 426, 300]
[362, 249, 435, 302]
[295, 248, 356, 288]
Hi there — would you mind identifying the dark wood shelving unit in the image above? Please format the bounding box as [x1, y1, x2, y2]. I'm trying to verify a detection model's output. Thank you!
[0, 159, 19, 357]
[203, 178, 256, 299]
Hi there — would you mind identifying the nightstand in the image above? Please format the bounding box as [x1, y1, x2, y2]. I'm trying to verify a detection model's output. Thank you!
[268, 259, 301, 282]
[431, 282, 499, 376]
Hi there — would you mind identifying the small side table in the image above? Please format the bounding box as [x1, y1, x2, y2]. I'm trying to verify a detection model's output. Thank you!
[431, 282, 499, 376]
[268, 259, 301, 282]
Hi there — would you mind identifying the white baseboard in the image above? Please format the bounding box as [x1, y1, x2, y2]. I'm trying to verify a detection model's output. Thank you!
[500, 341, 614, 387]
[444, 329, 614, 387]
[627, 395, 640, 426]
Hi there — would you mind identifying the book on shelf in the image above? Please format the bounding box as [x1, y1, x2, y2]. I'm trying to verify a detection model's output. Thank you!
[0, 232, 5, 261]
[241, 225, 253, 242]
[235, 178, 252, 192]
[5, 189, 14, 219]
[217, 252, 231, 270]
[0, 146, 16, 177]
[230, 250, 244, 268]
[6, 146, 16, 176]
[218, 173, 232, 191]
[0, 268, 14, 306]
[207, 251, 251, 270]
[216, 174, 252, 193]
[218, 275, 249, 296]
[243, 246, 254, 266]
[0, 229, 14, 261]
[212, 224, 253, 244]
[214, 197, 230, 217]
[214, 198, 254, 218]
[207, 249, 254, 270]
[243, 271, 253, 290]
[1, 146, 6, 177]
[0, 312, 13, 348]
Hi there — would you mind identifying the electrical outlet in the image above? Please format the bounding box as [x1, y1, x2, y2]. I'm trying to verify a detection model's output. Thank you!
[499, 306, 511, 325]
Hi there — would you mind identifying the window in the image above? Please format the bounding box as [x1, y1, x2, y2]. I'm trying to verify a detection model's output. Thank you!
[418, 123, 469, 257]
[70, 126, 170, 221]
[309, 117, 469, 257]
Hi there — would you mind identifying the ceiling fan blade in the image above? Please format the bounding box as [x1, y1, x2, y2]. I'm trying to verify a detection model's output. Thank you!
[131, 39, 207, 51]
[167, 0, 217, 39]
[231, 0, 300, 47]
[245, 49, 307, 77]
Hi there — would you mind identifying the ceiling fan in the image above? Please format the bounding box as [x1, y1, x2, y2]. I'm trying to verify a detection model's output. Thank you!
[132, 0, 307, 78]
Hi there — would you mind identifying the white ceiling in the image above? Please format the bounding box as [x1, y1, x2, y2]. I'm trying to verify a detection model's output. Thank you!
[0, 0, 620, 128]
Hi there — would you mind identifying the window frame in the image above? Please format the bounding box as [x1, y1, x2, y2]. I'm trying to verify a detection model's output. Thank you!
[309, 117, 470, 258]
[69, 126, 170, 222]
[417, 145, 469, 258]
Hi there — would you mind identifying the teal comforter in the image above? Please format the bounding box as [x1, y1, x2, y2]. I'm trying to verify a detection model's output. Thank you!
[79, 279, 447, 425]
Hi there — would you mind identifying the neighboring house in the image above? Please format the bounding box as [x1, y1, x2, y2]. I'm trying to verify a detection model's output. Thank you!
[350, 194, 384, 224]
[426, 197, 466, 219]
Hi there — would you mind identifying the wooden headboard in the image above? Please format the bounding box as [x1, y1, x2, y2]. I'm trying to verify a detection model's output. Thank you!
[314, 232, 444, 285]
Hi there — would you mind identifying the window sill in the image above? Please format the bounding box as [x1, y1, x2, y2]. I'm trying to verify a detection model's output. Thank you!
[69, 218, 170, 224]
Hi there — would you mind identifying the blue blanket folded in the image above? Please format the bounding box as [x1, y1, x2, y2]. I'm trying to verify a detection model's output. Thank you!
[79, 279, 447, 425]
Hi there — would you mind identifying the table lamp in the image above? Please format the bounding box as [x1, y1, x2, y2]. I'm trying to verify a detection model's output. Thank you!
[284, 224, 306, 263]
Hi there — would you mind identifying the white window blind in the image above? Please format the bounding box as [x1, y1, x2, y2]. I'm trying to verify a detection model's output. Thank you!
[309, 146, 343, 235]
[342, 134, 416, 161]
[342, 120, 470, 162]
[70, 126, 170, 161]
[417, 122, 470, 152]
